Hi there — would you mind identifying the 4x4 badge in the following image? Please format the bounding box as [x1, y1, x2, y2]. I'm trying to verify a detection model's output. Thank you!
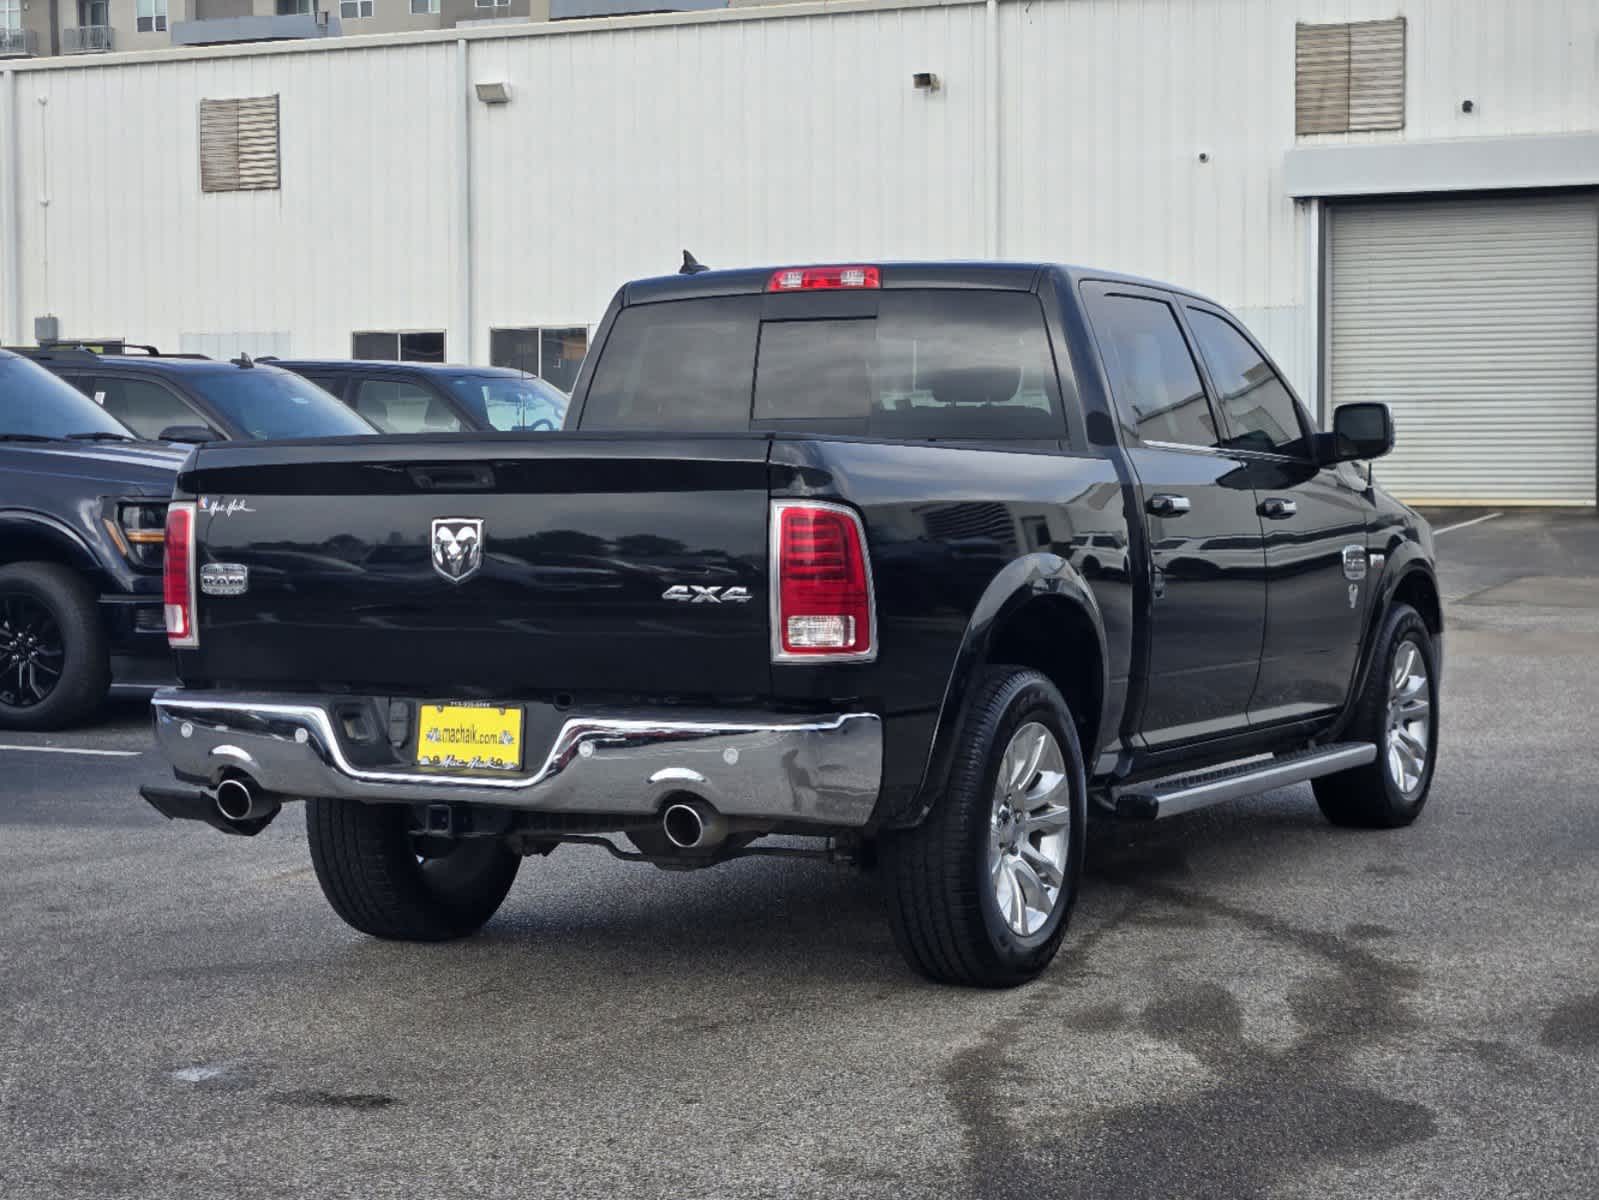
[662, 585, 752, 604]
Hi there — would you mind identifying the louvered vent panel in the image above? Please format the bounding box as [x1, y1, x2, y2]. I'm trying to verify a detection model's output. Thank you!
[1295, 19, 1404, 136]
[1294, 23, 1351, 135]
[200, 95, 280, 193]
[1348, 19, 1406, 131]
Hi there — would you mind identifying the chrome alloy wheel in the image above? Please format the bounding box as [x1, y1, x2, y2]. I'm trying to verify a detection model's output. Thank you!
[988, 721, 1073, 938]
[1386, 638, 1432, 796]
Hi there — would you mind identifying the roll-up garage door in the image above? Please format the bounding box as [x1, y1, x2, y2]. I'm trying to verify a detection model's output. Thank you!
[1328, 195, 1597, 505]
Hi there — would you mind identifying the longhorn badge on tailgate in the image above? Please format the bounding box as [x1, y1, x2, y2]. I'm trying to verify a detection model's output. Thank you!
[431, 517, 485, 584]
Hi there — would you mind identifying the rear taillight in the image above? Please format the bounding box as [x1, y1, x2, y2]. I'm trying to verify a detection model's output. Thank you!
[163, 501, 198, 648]
[766, 266, 881, 292]
[771, 500, 875, 662]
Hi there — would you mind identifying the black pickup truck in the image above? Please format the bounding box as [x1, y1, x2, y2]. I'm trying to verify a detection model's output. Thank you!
[141, 263, 1441, 987]
[0, 349, 185, 728]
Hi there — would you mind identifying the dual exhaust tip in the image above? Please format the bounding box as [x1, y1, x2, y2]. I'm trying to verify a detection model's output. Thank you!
[214, 777, 279, 824]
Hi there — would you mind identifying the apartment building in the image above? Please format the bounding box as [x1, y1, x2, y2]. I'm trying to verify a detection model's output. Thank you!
[0, 0, 732, 56]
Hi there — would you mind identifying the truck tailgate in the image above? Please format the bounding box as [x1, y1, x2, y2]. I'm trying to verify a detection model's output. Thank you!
[181, 436, 772, 697]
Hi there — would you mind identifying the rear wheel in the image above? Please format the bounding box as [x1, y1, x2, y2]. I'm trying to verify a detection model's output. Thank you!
[882, 667, 1087, 987]
[1314, 602, 1439, 828]
[306, 798, 521, 940]
[0, 562, 109, 731]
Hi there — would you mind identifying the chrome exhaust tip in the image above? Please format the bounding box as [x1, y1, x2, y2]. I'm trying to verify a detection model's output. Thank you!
[215, 777, 276, 823]
[662, 801, 727, 851]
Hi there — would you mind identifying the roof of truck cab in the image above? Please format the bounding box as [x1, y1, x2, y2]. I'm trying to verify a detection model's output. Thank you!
[270, 360, 533, 376]
[623, 261, 1217, 306]
[21, 352, 290, 375]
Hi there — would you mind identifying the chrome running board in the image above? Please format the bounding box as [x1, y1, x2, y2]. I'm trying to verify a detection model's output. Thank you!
[1113, 743, 1377, 820]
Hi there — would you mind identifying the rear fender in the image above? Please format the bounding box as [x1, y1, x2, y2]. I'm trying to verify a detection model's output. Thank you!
[900, 552, 1108, 827]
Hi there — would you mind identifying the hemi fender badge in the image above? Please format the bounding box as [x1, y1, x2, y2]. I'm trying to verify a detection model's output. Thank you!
[200, 563, 250, 596]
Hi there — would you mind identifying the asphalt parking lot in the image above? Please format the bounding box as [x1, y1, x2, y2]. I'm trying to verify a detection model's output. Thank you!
[2, 509, 1596, 1199]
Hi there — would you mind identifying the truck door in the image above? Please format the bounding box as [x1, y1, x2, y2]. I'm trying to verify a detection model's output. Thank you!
[1180, 303, 1369, 723]
[1082, 283, 1267, 749]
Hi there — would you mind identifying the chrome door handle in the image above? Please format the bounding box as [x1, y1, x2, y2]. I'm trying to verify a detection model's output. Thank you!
[1258, 497, 1297, 519]
[1146, 493, 1192, 517]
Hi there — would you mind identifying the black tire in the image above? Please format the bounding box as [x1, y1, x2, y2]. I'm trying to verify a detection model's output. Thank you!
[0, 562, 110, 731]
[881, 667, 1087, 988]
[1314, 602, 1439, 829]
[306, 797, 521, 940]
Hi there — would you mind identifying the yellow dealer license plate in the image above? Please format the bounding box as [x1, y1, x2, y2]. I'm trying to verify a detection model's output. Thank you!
[416, 704, 524, 773]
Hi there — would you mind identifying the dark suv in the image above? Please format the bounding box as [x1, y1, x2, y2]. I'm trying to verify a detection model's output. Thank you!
[269, 360, 569, 434]
[17, 347, 375, 443]
[0, 349, 185, 728]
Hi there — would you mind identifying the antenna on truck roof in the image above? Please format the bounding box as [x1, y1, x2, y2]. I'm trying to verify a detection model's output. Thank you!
[679, 250, 710, 276]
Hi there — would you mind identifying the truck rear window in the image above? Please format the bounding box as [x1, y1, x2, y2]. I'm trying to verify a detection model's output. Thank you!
[581, 290, 1066, 439]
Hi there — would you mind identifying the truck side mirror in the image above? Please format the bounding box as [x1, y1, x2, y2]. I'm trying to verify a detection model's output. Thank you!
[1323, 403, 1394, 464]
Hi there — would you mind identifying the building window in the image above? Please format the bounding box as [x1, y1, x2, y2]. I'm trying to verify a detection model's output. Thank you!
[199, 95, 281, 193]
[490, 326, 590, 393]
[1295, 18, 1405, 135]
[410, 0, 439, 13]
[340, 0, 374, 15]
[476, 0, 511, 8]
[276, 0, 312, 14]
[135, 0, 167, 32]
[352, 331, 447, 363]
[0, 0, 20, 31]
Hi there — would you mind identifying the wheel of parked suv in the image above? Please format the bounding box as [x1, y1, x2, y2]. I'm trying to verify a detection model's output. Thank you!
[306, 798, 522, 940]
[882, 667, 1087, 988]
[0, 562, 110, 731]
[1313, 601, 1439, 829]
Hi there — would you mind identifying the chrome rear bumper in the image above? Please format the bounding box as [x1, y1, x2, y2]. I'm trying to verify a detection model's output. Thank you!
[150, 690, 882, 828]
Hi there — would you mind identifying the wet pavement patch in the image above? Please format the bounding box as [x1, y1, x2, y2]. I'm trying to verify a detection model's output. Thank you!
[941, 886, 1438, 1200]
[1540, 992, 1599, 1052]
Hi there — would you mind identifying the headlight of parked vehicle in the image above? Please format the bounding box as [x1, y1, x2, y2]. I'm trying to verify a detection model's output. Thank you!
[103, 499, 169, 568]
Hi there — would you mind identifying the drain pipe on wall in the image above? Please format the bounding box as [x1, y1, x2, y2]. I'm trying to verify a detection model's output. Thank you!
[454, 38, 474, 365]
[1, 69, 20, 344]
[985, 0, 1000, 258]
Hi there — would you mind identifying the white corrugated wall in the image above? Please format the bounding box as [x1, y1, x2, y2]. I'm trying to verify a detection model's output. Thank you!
[1, 0, 1597, 407]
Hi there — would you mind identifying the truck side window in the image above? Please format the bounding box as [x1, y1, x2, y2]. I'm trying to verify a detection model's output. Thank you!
[96, 378, 211, 441]
[1089, 295, 1218, 449]
[354, 379, 462, 434]
[1186, 309, 1309, 457]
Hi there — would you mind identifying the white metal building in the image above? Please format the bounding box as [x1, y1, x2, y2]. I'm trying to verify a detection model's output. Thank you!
[2, 0, 1597, 503]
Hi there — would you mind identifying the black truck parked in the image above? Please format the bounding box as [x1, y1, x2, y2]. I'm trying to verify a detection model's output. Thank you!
[15, 346, 375, 443]
[0, 349, 185, 728]
[268, 360, 569, 434]
[141, 263, 1441, 987]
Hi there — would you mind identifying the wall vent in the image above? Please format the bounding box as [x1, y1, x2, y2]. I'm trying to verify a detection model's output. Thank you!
[1295, 18, 1405, 136]
[199, 95, 281, 193]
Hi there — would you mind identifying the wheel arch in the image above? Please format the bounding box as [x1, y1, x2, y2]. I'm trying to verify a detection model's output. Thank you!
[0, 512, 104, 578]
[903, 552, 1109, 827]
[1327, 547, 1441, 742]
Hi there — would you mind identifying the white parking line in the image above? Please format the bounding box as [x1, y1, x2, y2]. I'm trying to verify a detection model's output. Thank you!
[1434, 512, 1503, 536]
[0, 743, 143, 758]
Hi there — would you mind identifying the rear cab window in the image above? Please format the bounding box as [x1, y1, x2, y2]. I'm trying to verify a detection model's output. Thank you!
[580, 288, 1068, 441]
